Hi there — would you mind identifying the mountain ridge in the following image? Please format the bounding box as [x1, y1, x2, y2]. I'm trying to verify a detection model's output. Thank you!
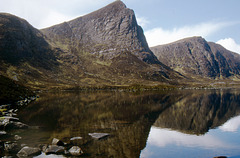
[1, 1, 240, 94]
[0, 1, 183, 90]
[151, 36, 240, 80]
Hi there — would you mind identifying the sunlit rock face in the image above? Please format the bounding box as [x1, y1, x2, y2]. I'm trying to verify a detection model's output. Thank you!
[151, 36, 240, 79]
[41, 1, 159, 64]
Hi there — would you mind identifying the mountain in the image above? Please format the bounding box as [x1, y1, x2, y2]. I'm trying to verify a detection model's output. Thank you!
[151, 36, 240, 80]
[41, 1, 159, 64]
[40, 1, 182, 87]
[0, 1, 183, 91]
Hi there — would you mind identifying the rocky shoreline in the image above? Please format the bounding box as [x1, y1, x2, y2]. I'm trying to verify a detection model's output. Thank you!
[0, 96, 110, 157]
[0, 96, 37, 157]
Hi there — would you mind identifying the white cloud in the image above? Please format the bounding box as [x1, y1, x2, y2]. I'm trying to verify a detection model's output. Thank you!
[37, 11, 77, 29]
[0, 0, 112, 29]
[145, 22, 232, 47]
[217, 38, 240, 54]
[136, 16, 149, 28]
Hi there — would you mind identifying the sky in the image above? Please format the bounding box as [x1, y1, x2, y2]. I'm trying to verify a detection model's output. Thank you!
[1, 0, 240, 53]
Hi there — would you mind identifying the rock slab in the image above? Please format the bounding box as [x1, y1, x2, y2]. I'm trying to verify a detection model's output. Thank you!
[17, 146, 41, 157]
[89, 133, 109, 140]
[45, 145, 65, 155]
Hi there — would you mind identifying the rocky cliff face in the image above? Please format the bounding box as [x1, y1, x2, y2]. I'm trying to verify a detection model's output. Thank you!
[151, 36, 240, 79]
[38, 1, 182, 87]
[41, 1, 159, 64]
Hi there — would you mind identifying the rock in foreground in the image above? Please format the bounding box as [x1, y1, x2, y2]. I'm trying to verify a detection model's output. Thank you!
[68, 146, 84, 156]
[17, 146, 41, 157]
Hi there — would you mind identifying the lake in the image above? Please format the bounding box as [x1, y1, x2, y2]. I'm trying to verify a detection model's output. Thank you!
[5, 89, 240, 157]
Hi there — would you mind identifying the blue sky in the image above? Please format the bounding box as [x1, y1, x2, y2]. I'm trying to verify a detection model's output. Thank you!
[1, 0, 240, 53]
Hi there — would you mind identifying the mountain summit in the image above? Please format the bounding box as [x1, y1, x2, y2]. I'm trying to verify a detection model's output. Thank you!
[151, 36, 240, 79]
[41, 0, 159, 64]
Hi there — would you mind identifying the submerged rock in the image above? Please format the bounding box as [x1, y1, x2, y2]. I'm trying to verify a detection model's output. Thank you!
[17, 146, 41, 157]
[70, 137, 83, 141]
[68, 146, 83, 156]
[70, 136, 87, 145]
[88, 133, 109, 140]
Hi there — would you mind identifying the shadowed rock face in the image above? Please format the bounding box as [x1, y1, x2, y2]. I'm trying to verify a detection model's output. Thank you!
[0, 13, 57, 68]
[41, 1, 159, 64]
[151, 36, 240, 79]
[0, 13, 61, 89]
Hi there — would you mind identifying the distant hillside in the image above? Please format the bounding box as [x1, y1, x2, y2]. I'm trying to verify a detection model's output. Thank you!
[151, 36, 240, 80]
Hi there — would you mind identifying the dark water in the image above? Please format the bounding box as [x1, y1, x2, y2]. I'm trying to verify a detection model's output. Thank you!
[13, 89, 240, 157]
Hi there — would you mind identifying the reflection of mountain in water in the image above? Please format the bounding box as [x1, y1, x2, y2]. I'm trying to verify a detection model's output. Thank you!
[154, 90, 240, 135]
[17, 90, 240, 157]
[18, 91, 179, 158]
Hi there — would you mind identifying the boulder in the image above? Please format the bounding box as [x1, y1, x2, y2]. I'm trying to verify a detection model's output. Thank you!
[14, 135, 22, 140]
[0, 117, 24, 130]
[88, 133, 109, 140]
[44, 145, 65, 155]
[5, 121, 28, 129]
[4, 141, 17, 151]
[51, 138, 65, 146]
[17, 146, 41, 157]
[1, 116, 19, 121]
[0, 104, 10, 109]
[68, 146, 83, 156]
[0, 131, 7, 135]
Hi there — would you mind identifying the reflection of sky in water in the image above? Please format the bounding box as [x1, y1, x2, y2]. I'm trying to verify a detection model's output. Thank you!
[220, 115, 240, 132]
[141, 115, 240, 158]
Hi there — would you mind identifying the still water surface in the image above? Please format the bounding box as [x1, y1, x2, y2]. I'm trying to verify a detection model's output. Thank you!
[15, 89, 240, 157]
